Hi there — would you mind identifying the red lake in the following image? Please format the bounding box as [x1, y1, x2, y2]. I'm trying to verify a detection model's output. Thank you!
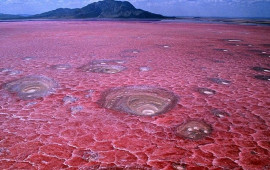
[0, 21, 269, 169]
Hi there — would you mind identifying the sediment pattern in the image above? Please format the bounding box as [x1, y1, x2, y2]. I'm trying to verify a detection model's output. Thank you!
[78, 60, 126, 74]
[3, 75, 58, 100]
[176, 120, 212, 140]
[50, 64, 72, 70]
[99, 86, 178, 116]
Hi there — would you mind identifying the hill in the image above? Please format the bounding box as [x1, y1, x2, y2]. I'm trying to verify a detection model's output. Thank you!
[0, 13, 23, 19]
[30, 0, 167, 19]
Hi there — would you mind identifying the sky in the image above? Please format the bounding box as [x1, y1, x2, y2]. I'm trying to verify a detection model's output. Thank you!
[0, 0, 270, 18]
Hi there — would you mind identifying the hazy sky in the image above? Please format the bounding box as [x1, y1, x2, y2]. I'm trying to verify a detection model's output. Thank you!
[0, 0, 270, 18]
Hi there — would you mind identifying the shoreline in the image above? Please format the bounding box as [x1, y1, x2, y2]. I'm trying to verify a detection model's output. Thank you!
[0, 17, 270, 26]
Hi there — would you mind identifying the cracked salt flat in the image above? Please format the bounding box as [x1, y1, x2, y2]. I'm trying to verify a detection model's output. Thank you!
[0, 21, 269, 169]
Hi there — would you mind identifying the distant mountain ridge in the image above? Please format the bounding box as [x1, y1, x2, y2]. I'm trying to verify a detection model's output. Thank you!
[28, 0, 167, 19]
[0, 13, 23, 19]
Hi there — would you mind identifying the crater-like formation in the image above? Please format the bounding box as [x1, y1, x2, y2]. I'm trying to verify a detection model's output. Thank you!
[223, 39, 242, 42]
[211, 109, 230, 118]
[23, 56, 35, 61]
[50, 64, 72, 70]
[198, 88, 216, 95]
[71, 105, 83, 115]
[176, 120, 212, 140]
[85, 89, 95, 98]
[63, 95, 78, 105]
[99, 86, 178, 116]
[122, 49, 140, 54]
[211, 60, 225, 63]
[172, 163, 187, 170]
[260, 44, 270, 47]
[139, 66, 150, 72]
[3, 75, 58, 100]
[248, 49, 262, 53]
[122, 55, 136, 58]
[82, 150, 99, 161]
[259, 53, 270, 58]
[0, 68, 22, 76]
[252, 67, 270, 72]
[79, 64, 126, 74]
[209, 78, 231, 85]
[254, 75, 270, 81]
[91, 59, 125, 65]
[163, 45, 170, 48]
[214, 48, 228, 52]
[121, 49, 139, 58]
[223, 39, 243, 47]
[78, 60, 126, 74]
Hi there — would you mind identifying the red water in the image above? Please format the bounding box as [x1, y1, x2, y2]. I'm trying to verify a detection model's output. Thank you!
[0, 21, 269, 169]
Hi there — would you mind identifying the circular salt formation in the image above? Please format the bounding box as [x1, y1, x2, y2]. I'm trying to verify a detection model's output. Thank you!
[254, 75, 270, 81]
[139, 66, 150, 72]
[259, 54, 270, 58]
[225, 39, 242, 42]
[248, 49, 264, 53]
[211, 109, 230, 118]
[50, 64, 71, 70]
[23, 57, 34, 61]
[176, 120, 212, 140]
[209, 78, 231, 85]
[4, 75, 58, 100]
[91, 59, 126, 65]
[252, 67, 270, 72]
[198, 88, 216, 95]
[78, 64, 126, 74]
[122, 49, 140, 54]
[260, 44, 270, 47]
[172, 163, 187, 170]
[99, 86, 178, 116]
[91, 65, 125, 74]
[212, 60, 225, 63]
[214, 49, 228, 52]
[0, 68, 22, 76]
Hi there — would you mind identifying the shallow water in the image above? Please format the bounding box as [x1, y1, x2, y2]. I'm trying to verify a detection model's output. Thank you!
[0, 21, 269, 169]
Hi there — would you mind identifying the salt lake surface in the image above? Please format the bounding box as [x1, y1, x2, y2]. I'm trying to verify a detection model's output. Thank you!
[0, 21, 269, 169]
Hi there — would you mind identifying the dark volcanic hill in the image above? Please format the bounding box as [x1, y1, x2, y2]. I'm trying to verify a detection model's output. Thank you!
[0, 13, 23, 19]
[30, 0, 166, 19]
